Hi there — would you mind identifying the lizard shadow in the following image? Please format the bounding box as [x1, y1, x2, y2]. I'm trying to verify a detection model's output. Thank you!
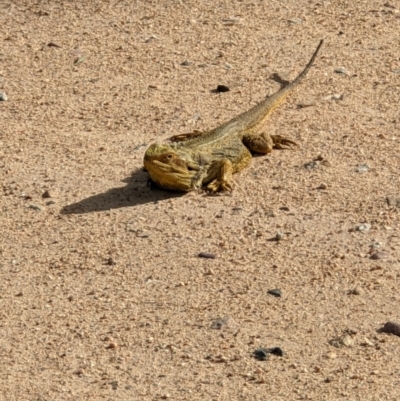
[60, 168, 183, 214]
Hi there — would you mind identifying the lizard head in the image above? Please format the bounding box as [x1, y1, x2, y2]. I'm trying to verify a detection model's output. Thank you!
[143, 144, 200, 191]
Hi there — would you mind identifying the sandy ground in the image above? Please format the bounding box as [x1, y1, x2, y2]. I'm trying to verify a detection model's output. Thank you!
[1, 1, 400, 400]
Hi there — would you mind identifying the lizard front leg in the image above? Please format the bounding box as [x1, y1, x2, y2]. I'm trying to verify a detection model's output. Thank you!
[242, 132, 297, 154]
[205, 159, 234, 193]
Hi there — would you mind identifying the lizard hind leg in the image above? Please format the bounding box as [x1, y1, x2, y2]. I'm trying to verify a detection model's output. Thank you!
[243, 132, 298, 154]
[206, 159, 234, 193]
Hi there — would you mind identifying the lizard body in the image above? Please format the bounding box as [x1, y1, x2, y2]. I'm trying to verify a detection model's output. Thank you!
[144, 40, 323, 192]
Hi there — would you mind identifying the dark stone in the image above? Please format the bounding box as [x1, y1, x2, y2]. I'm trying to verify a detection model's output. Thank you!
[254, 347, 284, 361]
[379, 321, 400, 337]
[198, 252, 216, 259]
[106, 257, 116, 266]
[268, 347, 284, 356]
[215, 85, 230, 93]
[267, 289, 282, 298]
[253, 348, 269, 361]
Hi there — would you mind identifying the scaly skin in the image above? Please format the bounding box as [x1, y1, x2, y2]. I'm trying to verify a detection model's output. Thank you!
[144, 40, 323, 192]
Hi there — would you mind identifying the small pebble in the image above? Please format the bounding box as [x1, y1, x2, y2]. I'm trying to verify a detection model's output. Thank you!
[268, 347, 284, 356]
[321, 160, 332, 167]
[334, 67, 348, 75]
[370, 252, 390, 260]
[42, 190, 51, 198]
[198, 252, 216, 259]
[222, 17, 240, 25]
[181, 60, 191, 66]
[275, 231, 285, 241]
[105, 257, 116, 265]
[380, 321, 400, 337]
[253, 347, 284, 361]
[356, 223, 371, 232]
[110, 380, 119, 390]
[361, 338, 374, 347]
[28, 204, 43, 211]
[215, 84, 230, 93]
[253, 348, 269, 361]
[386, 196, 400, 207]
[297, 99, 315, 108]
[325, 351, 337, 359]
[323, 93, 343, 101]
[145, 35, 157, 43]
[349, 287, 363, 295]
[74, 56, 86, 65]
[211, 317, 229, 330]
[267, 288, 282, 298]
[317, 183, 327, 190]
[329, 332, 355, 347]
[288, 18, 303, 24]
[136, 231, 150, 238]
[341, 335, 354, 347]
[0, 92, 7, 101]
[304, 161, 319, 170]
[369, 241, 381, 250]
[355, 164, 369, 173]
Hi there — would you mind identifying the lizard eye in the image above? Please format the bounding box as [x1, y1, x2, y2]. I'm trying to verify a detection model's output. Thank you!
[166, 154, 173, 160]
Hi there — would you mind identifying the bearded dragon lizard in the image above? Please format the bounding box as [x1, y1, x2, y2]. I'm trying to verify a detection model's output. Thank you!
[144, 40, 323, 192]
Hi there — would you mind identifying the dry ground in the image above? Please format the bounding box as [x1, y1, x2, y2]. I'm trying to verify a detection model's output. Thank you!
[1, 1, 400, 400]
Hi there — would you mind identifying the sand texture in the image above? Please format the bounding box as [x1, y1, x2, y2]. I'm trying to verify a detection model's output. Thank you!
[1, 1, 400, 400]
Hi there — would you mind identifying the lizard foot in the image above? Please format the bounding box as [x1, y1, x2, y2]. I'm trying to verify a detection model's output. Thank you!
[271, 135, 298, 149]
[205, 158, 234, 193]
[207, 179, 233, 193]
[243, 132, 297, 153]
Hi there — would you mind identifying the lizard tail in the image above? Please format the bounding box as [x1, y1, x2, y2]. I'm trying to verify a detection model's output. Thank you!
[283, 39, 324, 91]
[233, 39, 324, 132]
[262, 39, 324, 108]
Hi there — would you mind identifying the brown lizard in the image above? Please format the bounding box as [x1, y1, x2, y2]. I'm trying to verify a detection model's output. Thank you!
[144, 39, 323, 192]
